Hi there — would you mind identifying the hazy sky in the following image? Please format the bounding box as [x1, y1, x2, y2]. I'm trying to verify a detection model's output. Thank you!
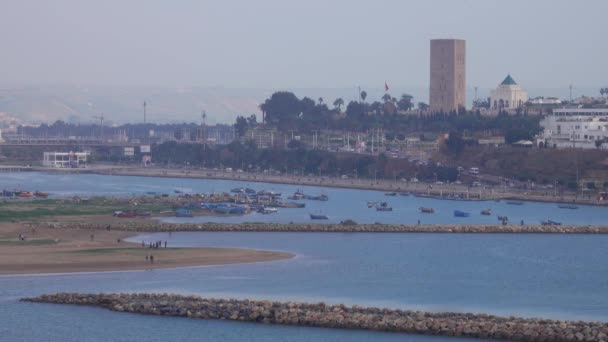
[1, 0, 606, 90]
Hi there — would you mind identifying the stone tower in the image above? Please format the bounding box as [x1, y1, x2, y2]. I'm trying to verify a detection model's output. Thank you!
[429, 39, 466, 113]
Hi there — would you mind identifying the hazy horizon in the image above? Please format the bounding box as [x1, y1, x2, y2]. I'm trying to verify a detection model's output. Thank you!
[1, 0, 607, 90]
[1, 0, 607, 124]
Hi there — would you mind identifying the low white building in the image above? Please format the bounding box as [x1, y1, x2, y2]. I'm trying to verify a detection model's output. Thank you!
[489, 75, 528, 114]
[538, 108, 608, 149]
[43, 151, 90, 168]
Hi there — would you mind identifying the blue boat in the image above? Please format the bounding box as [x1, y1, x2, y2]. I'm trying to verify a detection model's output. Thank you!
[175, 209, 193, 217]
[454, 210, 470, 217]
[558, 204, 579, 209]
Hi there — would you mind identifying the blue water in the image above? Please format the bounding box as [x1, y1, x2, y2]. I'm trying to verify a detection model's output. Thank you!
[2, 232, 608, 341]
[0, 172, 607, 225]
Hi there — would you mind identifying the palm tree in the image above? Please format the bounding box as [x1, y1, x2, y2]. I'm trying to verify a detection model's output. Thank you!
[259, 102, 267, 125]
[333, 98, 344, 111]
[360, 91, 367, 103]
[381, 93, 392, 102]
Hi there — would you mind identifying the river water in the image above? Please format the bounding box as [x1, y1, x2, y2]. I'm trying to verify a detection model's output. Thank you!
[1, 172, 607, 225]
[1, 172, 607, 341]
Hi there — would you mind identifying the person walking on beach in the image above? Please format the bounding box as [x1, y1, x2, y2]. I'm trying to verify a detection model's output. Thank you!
[164, 241, 167, 248]
[150, 255, 154, 264]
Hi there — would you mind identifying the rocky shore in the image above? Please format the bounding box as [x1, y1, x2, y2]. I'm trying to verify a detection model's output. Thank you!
[28, 221, 608, 234]
[22, 293, 608, 342]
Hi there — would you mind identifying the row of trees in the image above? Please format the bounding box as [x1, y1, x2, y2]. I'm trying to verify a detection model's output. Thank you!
[254, 91, 421, 132]
[151, 140, 458, 182]
[238, 91, 541, 142]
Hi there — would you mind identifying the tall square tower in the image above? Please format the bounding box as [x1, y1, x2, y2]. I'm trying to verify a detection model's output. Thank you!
[429, 39, 466, 113]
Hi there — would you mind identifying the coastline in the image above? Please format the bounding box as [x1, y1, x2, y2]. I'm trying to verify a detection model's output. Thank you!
[0, 222, 293, 275]
[28, 165, 605, 207]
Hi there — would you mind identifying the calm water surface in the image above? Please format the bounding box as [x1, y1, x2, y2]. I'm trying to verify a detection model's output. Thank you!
[1, 172, 607, 225]
[1, 172, 607, 341]
[1, 232, 607, 341]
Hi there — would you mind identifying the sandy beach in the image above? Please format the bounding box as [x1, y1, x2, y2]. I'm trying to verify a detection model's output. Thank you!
[0, 221, 293, 275]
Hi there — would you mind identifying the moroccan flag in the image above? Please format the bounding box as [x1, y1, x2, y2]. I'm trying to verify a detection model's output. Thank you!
[384, 82, 389, 92]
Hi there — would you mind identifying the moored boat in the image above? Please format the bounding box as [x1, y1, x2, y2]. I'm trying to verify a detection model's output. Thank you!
[384, 192, 397, 196]
[558, 204, 579, 209]
[419, 207, 435, 214]
[259, 207, 278, 214]
[481, 209, 492, 215]
[18, 191, 34, 198]
[34, 191, 49, 198]
[376, 206, 393, 211]
[454, 210, 470, 217]
[310, 213, 329, 220]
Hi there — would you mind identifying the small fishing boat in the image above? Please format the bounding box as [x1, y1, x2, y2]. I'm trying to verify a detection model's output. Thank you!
[310, 213, 329, 220]
[376, 206, 393, 211]
[259, 207, 278, 214]
[34, 191, 49, 198]
[558, 204, 579, 209]
[481, 209, 492, 216]
[231, 187, 245, 193]
[454, 210, 470, 217]
[384, 192, 397, 196]
[497, 216, 508, 221]
[18, 191, 34, 198]
[419, 207, 435, 214]
[368, 201, 387, 208]
[245, 188, 256, 194]
[174, 189, 183, 194]
[506, 201, 524, 205]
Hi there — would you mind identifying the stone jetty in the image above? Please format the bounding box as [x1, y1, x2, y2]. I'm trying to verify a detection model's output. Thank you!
[28, 221, 608, 234]
[22, 293, 608, 342]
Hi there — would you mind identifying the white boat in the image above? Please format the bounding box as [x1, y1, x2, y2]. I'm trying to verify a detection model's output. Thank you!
[259, 207, 278, 214]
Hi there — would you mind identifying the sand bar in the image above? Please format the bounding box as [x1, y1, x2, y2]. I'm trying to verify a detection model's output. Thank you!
[0, 222, 293, 275]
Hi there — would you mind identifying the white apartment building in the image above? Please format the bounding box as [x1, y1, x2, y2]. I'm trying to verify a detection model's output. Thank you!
[538, 108, 608, 149]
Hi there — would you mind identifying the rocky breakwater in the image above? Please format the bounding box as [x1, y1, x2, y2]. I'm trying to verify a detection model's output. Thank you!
[22, 293, 608, 342]
[30, 221, 608, 234]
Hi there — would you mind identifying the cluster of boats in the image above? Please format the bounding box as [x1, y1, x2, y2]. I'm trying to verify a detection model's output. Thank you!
[2, 189, 49, 198]
[288, 190, 328, 201]
[230, 188, 329, 219]
[367, 201, 393, 211]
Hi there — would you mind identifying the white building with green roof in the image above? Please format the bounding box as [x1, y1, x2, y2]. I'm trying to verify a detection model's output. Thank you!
[489, 74, 528, 114]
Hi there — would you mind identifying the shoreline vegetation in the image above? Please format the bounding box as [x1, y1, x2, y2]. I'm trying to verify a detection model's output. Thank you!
[23, 293, 608, 342]
[26, 165, 607, 206]
[0, 222, 293, 275]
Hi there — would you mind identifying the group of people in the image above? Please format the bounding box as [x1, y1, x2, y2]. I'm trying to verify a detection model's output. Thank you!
[142, 240, 167, 249]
